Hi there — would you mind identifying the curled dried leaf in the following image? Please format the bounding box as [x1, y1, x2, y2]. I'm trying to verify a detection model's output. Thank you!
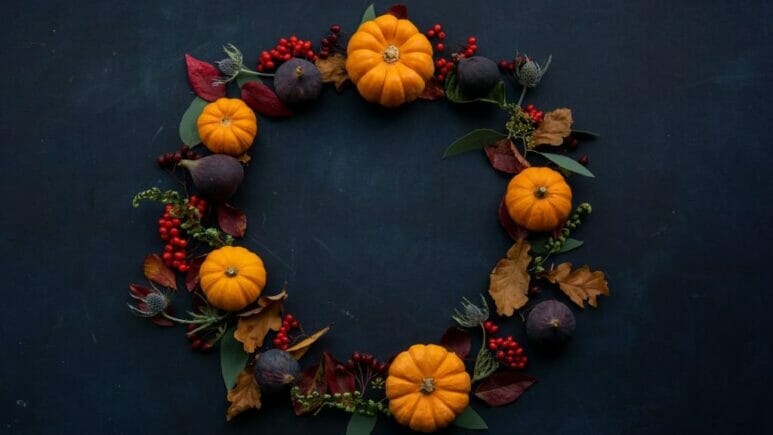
[531, 108, 573, 147]
[226, 368, 261, 421]
[419, 77, 445, 101]
[315, 54, 349, 91]
[234, 292, 287, 353]
[143, 254, 177, 290]
[488, 240, 532, 316]
[485, 138, 530, 174]
[547, 263, 610, 308]
[285, 324, 332, 360]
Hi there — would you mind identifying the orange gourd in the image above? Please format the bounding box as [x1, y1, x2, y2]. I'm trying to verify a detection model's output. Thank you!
[346, 14, 434, 107]
[505, 167, 572, 232]
[386, 344, 471, 433]
[199, 246, 266, 311]
[197, 98, 257, 156]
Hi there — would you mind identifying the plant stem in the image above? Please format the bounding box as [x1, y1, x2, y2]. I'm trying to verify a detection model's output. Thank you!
[240, 68, 276, 78]
[516, 86, 528, 107]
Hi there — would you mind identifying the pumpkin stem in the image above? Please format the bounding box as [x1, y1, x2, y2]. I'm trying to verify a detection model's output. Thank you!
[294, 65, 305, 79]
[220, 116, 232, 127]
[549, 318, 561, 329]
[534, 186, 548, 198]
[382, 45, 400, 63]
[224, 267, 239, 277]
[419, 377, 436, 394]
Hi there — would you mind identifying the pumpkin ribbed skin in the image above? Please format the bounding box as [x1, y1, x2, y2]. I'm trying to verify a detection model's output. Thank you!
[505, 167, 572, 232]
[197, 98, 257, 156]
[386, 344, 471, 433]
[346, 14, 434, 108]
[199, 246, 266, 311]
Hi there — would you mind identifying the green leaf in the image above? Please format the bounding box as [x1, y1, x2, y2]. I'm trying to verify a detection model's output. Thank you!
[179, 96, 208, 146]
[444, 69, 506, 107]
[531, 237, 584, 255]
[360, 4, 376, 25]
[442, 129, 507, 158]
[220, 326, 249, 391]
[453, 406, 488, 430]
[236, 72, 262, 87]
[346, 413, 377, 435]
[533, 151, 595, 177]
[572, 129, 600, 138]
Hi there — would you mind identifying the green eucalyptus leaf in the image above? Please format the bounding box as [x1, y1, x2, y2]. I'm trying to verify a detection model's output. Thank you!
[531, 237, 584, 255]
[442, 129, 507, 158]
[179, 96, 208, 146]
[444, 70, 506, 107]
[236, 72, 262, 87]
[453, 406, 488, 430]
[220, 326, 249, 391]
[360, 4, 376, 25]
[346, 413, 377, 435]
[572, 129, 600, 138]
[534, 151, 595, 177]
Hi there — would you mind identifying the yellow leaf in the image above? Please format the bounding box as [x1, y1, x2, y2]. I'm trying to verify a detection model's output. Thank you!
[226, 368, 261, 421]
[234, 292, 287, 353]
[488, 240, 532, 316]
[547, 263, 610, 308]
[531, 108, 573, 147]
[285, 325, 332, 360]
[315, 54, 349, 91]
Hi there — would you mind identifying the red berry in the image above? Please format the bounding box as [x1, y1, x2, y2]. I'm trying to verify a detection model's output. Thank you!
[436, 43, 444, 52]
[191, 339, 202, 349]
[437, 74, 444, 81]
[330, 24, 341, 33]
[178, 264, 189, 272]
[489, 342, 498, 350]
[427, 29, 435, 38]
[469, 44, 477, 52]
[186, 324, 196, 332]
[273, 338, 282, 346]
[284, 314, 294, 322]
[433, 24, 441, 32]
[201, 343, 213, 352]
[266, 61, 275, 69]
[352, 352, 362, 362]
[164, 244, 174, 252]
[496, 351, 505, 359]
[162, 252, 173, 261]
[468, 36, 477, 44]
[174, 251, 185, 260]
[464, 48, 473, 56]
[306, 50, 315, 58]
[186, 331, 197, 340]
[579, 155, 589, 165]
[289, 35, 298, 42]
[170, 228, 180, 237]
[438, 31, 446, 40]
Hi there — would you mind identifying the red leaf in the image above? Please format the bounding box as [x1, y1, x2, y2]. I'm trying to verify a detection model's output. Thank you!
[484, 139, 531, 174]
[323, 352, 356, 394]
[143, 254, 177, 290]
[150, 316, 175, 327]
[440, 327, 471, 359]
[387, 4, 408, 19]
[185, 54, 226, 102]
[241, 81, 293, 118]
[292, 363, 328, 415]
[498, 198, 528, 241]
[419, 77, 445, 101]
[474, 371, 537, 407]
[185, 256, 206, 292]
[129, 283, 152, 298]
[217, 203, 247, 238]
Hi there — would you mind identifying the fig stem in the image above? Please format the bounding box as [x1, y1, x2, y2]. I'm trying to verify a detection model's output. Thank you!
[295, 65, 305, 79]
[549, 318, 561, 329]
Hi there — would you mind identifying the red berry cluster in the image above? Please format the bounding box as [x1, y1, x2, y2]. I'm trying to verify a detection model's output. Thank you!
[318, 24, 342, 59]
[157, 145, 200, 169]
[158, 196, 207, 273]
[345, 352, 389, 374]
[497, 59, 517, 72]
[186, 323, 214, 352]
[487, 334, 528, 369]
[578, 155, 589, 166]
[257, 36, 317, 72]
[273, 313, 300, 350]
[426, 24, 479, 81]
[426, 24, 447, 52]
[523, 104, 544, 123]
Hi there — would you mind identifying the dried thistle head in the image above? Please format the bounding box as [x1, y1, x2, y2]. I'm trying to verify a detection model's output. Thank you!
[214, 43, 246, 85]
[452, 295, 489, 327]
[127, 285, 170, 317]
[515, 53, 552, 88]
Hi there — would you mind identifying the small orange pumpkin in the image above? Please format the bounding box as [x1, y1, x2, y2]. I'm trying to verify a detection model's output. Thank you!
[346, 14, 434, 107]
[505, 167, 572, 232]
[197, 98, 257, 156]
[386, 344, 471, 433]
[199, 246, 266, 311]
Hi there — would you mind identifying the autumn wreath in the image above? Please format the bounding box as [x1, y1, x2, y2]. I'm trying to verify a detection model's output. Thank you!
[128, 4, 610, 434]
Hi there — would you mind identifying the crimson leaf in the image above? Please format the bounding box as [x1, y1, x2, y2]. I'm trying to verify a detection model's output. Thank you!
[217, 203, 247, 238]
[387, 4, 408, 19]
[474, 371, 537, 407]
[498, 198, 528, 241]
[184, 54, 225, 102]
[440, 327, 471, 359]
[241, 81, 293, 118]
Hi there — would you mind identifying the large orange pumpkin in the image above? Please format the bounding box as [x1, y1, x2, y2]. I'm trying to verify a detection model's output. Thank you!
[199, 246, 266, 311]
[505, 167, 572, 232]
[346, 14, 434, 107]
[197, 98, 257, 156]
[386, 344, 471, 432]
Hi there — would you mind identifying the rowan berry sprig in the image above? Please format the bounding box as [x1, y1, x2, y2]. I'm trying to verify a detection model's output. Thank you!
[345, 352, 389, 395]
[256, 35, 318, 73]
[318, 24, 344, 59]
[273, 313, 300, 350]
[487, 333, 528, 369]
[531, 202, 593, 274]
[425, 23, 479, 82]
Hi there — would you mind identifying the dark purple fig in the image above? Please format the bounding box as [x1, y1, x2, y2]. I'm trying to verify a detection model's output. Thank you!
[254, 349, 301, 393]
[457, 56, 500, 98]
[526, 300, 575, 344]
[274, 58, 322, 104]
[179, 154, 243, 203]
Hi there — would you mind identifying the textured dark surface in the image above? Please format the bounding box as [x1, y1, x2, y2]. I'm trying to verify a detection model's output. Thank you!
[1, 1, 772, 434]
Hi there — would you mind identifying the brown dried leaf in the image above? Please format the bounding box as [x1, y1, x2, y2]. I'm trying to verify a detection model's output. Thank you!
[547, 263, 610, 308]
[143, 254, 177, 290]
[488, 240, 532, 316]
[226, 368, 261, 421]
[419, 76, 445, 101]
[484, 138, 531, 174]
[315, 54, 349, 91]
[234, 292, 287, 353]
[286, 324, 332, 360]
[531, 108, 573, 147]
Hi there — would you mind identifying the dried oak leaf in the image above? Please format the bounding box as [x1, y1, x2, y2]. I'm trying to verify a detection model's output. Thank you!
[234, 291, 287, 353]
[185, 54, 226, 102]
[474, 371, 537, 407]
[285, 324, 332, 360]
[440, 327, 471, 359]
[547, 263, 610, 308]
[488, 239, 532, 316]
[531, 108, 573, 147]
[217, 203, 247, 238]
[143, 254, 177, 290]
[226, 368, 261, 421]
[315, 54, 349, 91]
[485, 138, 531, 174]
[498, 198, 528, 241]
[419, 76, 445, 100]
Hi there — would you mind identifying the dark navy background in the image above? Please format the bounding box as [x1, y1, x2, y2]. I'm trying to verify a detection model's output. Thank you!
[1, 1, 772, 434]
